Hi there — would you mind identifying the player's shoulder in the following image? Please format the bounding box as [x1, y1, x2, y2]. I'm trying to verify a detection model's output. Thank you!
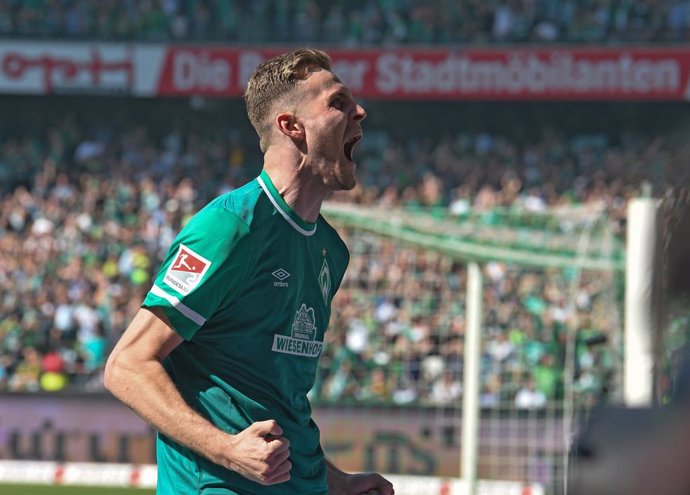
[198, 178, 263, 227]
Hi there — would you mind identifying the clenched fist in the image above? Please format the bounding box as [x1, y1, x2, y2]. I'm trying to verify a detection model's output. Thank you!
[220, 420, 292, 485]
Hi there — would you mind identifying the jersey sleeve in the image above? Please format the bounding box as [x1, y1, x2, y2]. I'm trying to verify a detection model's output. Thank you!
[142, 205, 251, 340]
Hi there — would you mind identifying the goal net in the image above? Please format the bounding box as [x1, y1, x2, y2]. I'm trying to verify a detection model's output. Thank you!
[314, 200, 625, 495]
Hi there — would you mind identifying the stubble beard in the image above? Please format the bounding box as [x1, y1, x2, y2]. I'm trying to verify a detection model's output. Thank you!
[309, 135, 357, 192]
[311, 153, 356, 192]
[330, 159, 357, 191]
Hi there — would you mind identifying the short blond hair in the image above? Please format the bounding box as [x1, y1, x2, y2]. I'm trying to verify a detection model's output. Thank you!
[244, 48, 332, 152]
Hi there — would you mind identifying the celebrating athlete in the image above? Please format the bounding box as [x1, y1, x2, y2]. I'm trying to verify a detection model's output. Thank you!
[104, 48, 394, 495]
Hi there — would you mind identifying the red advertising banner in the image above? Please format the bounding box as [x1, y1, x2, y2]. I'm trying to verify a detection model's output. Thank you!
[156, 46, 690, 101]
[1, 41, 690, 101]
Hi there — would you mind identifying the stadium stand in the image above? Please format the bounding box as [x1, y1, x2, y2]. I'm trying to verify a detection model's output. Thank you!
[0, 99, 685, 410]
[3, 11, 690, 492]
[0, 0, 687, 44]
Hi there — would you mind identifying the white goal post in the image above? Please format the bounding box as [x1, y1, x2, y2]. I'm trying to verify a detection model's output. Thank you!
[624, 197, 661, 407]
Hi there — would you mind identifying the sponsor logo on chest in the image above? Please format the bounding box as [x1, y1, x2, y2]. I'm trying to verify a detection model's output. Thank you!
[163, 244, 211, 295]
[272, 268, 290, 288]
[272, 303, 323, 358]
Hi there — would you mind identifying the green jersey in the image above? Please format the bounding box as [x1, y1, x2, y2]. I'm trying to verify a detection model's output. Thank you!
[143, 170, 349, 495]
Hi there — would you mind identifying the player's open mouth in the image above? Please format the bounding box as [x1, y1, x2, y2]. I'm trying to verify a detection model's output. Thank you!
[343, 135, 361, 161]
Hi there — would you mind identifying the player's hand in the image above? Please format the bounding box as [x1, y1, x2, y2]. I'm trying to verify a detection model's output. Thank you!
[223, 420, 292, 485]
[341, 472, 395, 495]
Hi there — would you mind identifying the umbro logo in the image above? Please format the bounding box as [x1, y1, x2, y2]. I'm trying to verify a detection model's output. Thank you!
[272, 268, 290, 288]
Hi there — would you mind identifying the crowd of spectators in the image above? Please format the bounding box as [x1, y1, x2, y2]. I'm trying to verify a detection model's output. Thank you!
[0, 111, 687, 411]
[317, 234, 620, 410]
[0, 0, 689, 45]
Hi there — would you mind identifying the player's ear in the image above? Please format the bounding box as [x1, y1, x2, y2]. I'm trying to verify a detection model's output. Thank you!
[276, 113, 304, 141]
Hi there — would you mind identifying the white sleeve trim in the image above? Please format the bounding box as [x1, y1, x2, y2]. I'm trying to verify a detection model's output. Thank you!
[149, 285, 207, 327]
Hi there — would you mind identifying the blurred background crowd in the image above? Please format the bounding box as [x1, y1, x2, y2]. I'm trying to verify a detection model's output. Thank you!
[0, 94, 687, 410]
[0, 0, 689, 415]
[0, 0, 689, 45]
[1, 4, 690, 494]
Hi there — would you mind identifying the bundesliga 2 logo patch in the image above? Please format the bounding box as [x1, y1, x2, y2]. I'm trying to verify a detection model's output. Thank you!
[163, 244, 211, 295]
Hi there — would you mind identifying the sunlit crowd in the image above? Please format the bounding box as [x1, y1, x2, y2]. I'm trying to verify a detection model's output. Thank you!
[1, 0, 689, 44]
[2, 113, 686, 410]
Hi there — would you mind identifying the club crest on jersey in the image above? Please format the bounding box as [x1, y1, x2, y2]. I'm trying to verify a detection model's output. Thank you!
[319, 258, 331, 304]
[163, 244, 211, 295]
[271, 303, 323, 358]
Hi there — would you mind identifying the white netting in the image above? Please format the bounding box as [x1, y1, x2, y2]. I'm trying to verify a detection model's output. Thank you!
[315, 204, 624, 495]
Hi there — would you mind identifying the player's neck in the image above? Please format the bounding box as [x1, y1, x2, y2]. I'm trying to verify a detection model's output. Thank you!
[262, 158, 326, 223]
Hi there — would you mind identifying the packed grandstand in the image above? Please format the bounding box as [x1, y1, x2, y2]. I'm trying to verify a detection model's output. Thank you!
[0, 0, 688, 44]
[0, 0, 689, 422]
[0, 94, 687, 412]
[3, 7, 690, 494]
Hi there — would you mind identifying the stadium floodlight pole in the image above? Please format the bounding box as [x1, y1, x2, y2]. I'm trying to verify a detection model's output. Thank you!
[462, 261, 483, 495]
[624, 197, 660, 406]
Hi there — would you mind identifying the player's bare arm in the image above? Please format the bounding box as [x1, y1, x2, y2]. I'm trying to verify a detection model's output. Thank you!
[325, 457, 394, 495]
[103, 307, 292, 486]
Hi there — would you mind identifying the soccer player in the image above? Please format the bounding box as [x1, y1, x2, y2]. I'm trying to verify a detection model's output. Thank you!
[104, 48, 395, 495]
